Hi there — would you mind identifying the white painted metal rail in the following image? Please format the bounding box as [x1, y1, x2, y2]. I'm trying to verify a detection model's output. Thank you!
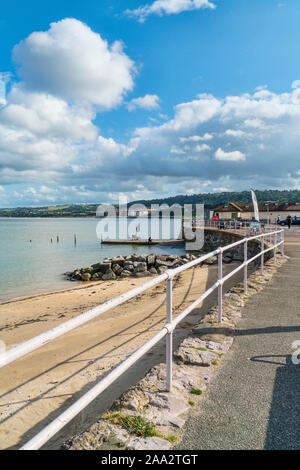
[0, 228, 284, 450]
[204, 219, 279, 236]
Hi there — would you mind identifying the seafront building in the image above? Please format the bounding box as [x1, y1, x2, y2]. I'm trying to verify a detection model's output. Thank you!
[213, 201, 300, 223]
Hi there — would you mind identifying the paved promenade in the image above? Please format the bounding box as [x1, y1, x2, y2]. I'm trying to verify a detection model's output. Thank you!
[178, 237, 300, 450]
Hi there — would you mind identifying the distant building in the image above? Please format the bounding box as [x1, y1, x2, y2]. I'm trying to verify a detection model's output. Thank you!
[213, 201, 300, 223]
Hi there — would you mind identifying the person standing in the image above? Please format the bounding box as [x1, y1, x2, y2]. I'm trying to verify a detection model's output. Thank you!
[287, 214, 292, 229]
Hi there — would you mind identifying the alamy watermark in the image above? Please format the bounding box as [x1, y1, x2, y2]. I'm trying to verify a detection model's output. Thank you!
[95, 198, 204, 251]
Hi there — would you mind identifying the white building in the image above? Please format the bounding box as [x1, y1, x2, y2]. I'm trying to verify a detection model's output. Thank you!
[213, 201, 300, 223]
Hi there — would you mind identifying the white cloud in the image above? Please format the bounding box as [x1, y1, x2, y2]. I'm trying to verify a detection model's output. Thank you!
[180, 132, 213, 142]
[214, 148, 246, 162]
[195, 143, 210, 152]
[224, 129, 245, 138]
[116, 85, 300, 191]
[128, 94, 160, 111]
[292, 80, 300, 89]
[13, 18, 135, 109]
[0, 18, 136, 194]
[243, 118, 266, 129]
[126, 0, 216, 22]
[1, 85, 98, 140]
[165, 94, 221, 131]
[3, 33, 300, 207]
[170, 145, 186, 154]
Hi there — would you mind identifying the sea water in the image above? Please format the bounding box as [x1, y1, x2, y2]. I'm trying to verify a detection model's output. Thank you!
[0, 218, 184, 302]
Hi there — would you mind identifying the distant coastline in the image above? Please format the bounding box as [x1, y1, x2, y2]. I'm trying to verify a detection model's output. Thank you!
[1, 189, 300, 218]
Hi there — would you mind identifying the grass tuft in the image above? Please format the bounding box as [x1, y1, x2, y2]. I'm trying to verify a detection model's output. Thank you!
[105, 412, 159, 438]
[165, 435, 178, 443]
[195, 346, 223, 358]
[190, 388, 202, 395]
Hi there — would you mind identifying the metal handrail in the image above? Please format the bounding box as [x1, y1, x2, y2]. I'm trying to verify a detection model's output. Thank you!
[0, 228, 284, 450]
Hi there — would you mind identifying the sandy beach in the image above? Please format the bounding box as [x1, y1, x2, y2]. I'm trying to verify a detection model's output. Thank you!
[0, 261, 240, 449]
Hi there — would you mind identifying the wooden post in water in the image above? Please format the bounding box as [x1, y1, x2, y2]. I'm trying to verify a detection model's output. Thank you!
[74, 234, 77, 246]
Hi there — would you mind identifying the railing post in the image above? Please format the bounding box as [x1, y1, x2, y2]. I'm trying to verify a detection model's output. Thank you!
[261, 235, 264, 276]
[166, 278, 173, 392]
[218, 249, 223, 323]
[274, 232, 277, 264]
[244, 239, 248, 294]
[280, 229, 284, 256]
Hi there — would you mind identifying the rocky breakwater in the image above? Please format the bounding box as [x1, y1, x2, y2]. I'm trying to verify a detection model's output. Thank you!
[65, 230, 264, 283]
[65, 253, 203, 282]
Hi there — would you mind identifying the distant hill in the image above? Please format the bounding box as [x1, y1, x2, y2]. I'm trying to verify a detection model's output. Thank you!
[1, 190, 300, 217]
[128, 190, 300, 209]
[0, 204, 98, 218]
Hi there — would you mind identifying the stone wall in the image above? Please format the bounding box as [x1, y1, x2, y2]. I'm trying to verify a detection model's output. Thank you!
[202, 228, 264, 263]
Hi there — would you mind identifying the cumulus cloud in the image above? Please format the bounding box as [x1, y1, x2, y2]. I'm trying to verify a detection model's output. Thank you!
[214, 147, 246, 162]
[126, 0, 216, 22]
[170, 145, 186, 154]
[195, 143, 210, 152]
[224, 129, 245, 138]
[111, 84, 300, 192]
[180, 132, 213, 142]
[13, 18, 135, 109]
[1, 85, 98, 140]
[0, 18, 137, 201]
[128, 94, 160, 111]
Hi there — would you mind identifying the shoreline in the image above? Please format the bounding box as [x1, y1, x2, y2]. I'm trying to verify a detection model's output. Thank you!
[0, 279, 93, 306]
[0, 242, 186, 304]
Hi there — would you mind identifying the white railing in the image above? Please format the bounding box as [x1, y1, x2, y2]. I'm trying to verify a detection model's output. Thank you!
[0, 228, 284, 450]
[204, 219, 278, 235]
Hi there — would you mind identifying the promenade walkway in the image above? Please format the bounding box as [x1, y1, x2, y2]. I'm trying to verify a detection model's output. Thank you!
[178, 231, 300, 450]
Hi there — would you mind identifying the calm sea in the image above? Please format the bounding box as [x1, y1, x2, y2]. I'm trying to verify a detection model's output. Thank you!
[0, 218, 184, 302]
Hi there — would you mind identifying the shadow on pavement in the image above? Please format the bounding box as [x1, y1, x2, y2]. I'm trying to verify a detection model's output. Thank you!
[251, 354, 300, 450]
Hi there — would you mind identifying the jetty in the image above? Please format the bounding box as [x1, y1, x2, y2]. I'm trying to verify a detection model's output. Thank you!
[101, 239, 184, 246]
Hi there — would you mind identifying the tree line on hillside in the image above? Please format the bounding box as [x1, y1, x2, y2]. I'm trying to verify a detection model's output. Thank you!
[128, 190, 300, 209]
[1, 190, 300, 217]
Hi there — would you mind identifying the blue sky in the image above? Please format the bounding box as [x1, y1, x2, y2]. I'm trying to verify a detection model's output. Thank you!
[1, 0, 300, 206]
